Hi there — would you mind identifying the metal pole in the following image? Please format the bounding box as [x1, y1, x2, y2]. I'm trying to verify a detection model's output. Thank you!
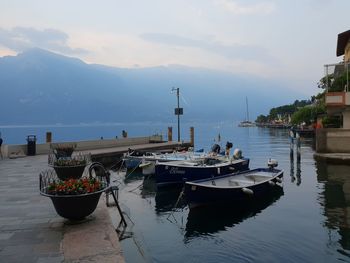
[177, 88, 180, 142]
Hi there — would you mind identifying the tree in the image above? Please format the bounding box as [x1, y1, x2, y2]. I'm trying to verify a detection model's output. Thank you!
[255, 114, 268, 123]
[291, 104, 325, 125]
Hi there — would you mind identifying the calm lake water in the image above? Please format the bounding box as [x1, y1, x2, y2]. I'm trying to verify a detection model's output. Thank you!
[112, 123, 350, 263]
[3, 122, 350, 262]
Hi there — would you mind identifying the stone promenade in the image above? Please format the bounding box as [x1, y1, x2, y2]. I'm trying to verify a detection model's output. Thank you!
[0, 155, 124, 263]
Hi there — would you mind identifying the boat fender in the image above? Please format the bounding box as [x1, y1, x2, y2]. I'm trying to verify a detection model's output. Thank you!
[275, 177, 282, 183]
[217, 167, 220, 174]
[268, 181, 276, 186]
[242, 187, 254, 195]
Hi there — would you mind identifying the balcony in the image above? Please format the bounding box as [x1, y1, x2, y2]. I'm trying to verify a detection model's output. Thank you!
[325, 92, 350, 106]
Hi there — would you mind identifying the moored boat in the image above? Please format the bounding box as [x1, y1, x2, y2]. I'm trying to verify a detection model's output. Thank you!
[155, 155, 250, 188]
[139, 150, 208, 175]
[184, 161, 283, 208]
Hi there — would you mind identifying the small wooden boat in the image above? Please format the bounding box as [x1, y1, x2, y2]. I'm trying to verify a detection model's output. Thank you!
[138, 150, 207, 175]
[184, 163, 283, 208]
[155, 156, 250, 188]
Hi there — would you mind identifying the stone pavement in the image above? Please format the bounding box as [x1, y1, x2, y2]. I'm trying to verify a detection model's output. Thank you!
[0, 155, 125, 263]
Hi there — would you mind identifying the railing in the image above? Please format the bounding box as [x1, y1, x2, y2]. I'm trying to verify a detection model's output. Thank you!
[324, 62, 349, 92]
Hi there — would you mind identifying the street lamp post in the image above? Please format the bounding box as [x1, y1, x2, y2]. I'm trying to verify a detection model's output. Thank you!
[172, 87, 183, 142]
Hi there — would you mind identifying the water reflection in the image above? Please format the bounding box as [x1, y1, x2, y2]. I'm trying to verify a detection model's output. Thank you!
[316, 160, 350, 254]
[184, 187, 284, 240]
[141, 177, 187, 213]
[289, 144, 302, 186]
[123, 170, 144, 184]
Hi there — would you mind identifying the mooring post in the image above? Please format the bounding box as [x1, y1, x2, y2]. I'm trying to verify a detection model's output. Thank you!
[289, 130, 294, 159]
[46, 132, 52, 143]
[296, 132, 301, 162]
[168, 127, 173, 142]
[190, 127, 194, 147]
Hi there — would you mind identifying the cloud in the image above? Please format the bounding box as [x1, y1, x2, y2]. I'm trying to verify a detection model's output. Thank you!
[0, 27, 88, 54]
[140, 33, 276, 64]
[218, 0, 275, 15]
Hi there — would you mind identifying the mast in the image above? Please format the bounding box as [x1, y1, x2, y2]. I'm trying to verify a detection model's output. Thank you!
[246, 97, 249, 122]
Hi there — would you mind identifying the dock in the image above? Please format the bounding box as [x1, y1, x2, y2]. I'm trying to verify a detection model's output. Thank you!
[0, 136, 191, 262]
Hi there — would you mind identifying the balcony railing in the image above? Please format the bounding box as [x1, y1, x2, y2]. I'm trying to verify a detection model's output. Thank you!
[324, 62, 349, 93]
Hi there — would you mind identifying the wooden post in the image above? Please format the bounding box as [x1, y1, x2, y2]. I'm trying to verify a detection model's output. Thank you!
[296, 132, 301, 163]
[46, 132, 52, 143]
[190, 127, 194, 146]
[168, 127, 173, 142]
[289, 130, 294, 160]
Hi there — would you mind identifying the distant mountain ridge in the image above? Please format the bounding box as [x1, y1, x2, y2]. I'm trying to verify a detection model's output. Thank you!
[0, 48, 301, 125]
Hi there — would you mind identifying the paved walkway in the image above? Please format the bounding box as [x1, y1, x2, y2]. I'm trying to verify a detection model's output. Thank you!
[0, 155, 124, 263]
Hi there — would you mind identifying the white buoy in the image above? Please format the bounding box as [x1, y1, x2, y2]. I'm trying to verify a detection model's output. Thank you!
[242, 187, 254, 195]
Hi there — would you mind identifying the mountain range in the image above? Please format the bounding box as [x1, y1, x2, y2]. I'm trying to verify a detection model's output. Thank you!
[0, 48, 302, 125]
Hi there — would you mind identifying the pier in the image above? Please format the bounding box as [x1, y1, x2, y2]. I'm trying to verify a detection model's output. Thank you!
[0, 132, 192, 262]
[2, 134, 193, 165]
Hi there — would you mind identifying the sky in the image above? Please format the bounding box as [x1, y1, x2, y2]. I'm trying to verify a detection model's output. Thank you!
[0, 0, 349, 97]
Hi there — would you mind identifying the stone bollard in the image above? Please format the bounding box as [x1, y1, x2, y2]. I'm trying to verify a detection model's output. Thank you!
[168, 127, 173, 142]
[46, 132, 52, 143]
[190, 127, 194, 146]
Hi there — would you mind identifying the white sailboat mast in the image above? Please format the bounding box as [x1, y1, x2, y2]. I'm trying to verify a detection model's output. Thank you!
[246, 97, 249, 122]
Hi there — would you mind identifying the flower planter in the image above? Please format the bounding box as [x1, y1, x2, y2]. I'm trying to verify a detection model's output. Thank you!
[40, 169, 109, 220]
[54, 149, 74, 159]
[50, 143, 77, 159]
[53, 164, 86, 180]
[41, 189, 105, 220]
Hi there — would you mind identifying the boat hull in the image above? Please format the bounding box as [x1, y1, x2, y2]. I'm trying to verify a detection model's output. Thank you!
[155, 158, 250, 187]
[184, 168, 283, 208]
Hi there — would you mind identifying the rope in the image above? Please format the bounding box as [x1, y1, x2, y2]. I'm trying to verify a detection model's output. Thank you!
[125, 161, 141, 179]
[166, 188, 185, 220]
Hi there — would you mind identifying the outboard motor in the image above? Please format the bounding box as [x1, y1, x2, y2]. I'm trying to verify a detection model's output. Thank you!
[233, 148, 242, 159]
[225, 141, 233, 156]
[267, 159, 278, 169]
[211, 144, 221, 154]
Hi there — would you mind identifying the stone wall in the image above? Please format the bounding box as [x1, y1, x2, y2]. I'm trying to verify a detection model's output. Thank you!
[2, 135, 163, 158]
[316, 128, 350, 153]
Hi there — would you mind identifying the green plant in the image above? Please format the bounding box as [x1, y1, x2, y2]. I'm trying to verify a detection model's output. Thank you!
[54, 159, 87, 166]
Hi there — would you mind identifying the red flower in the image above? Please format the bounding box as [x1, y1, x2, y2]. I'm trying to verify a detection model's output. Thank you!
[48, 177, 105, 195]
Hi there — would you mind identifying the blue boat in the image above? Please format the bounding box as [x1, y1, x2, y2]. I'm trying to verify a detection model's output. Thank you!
[184, 165, 283, 208]
[155, 157, 250, 188]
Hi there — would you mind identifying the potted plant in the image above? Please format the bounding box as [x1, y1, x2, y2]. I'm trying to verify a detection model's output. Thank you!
[52, 158, 87, 180]
[39, 169, 109, 220]
[50, 143, 77, 159]
[48, 151, 91, 180]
